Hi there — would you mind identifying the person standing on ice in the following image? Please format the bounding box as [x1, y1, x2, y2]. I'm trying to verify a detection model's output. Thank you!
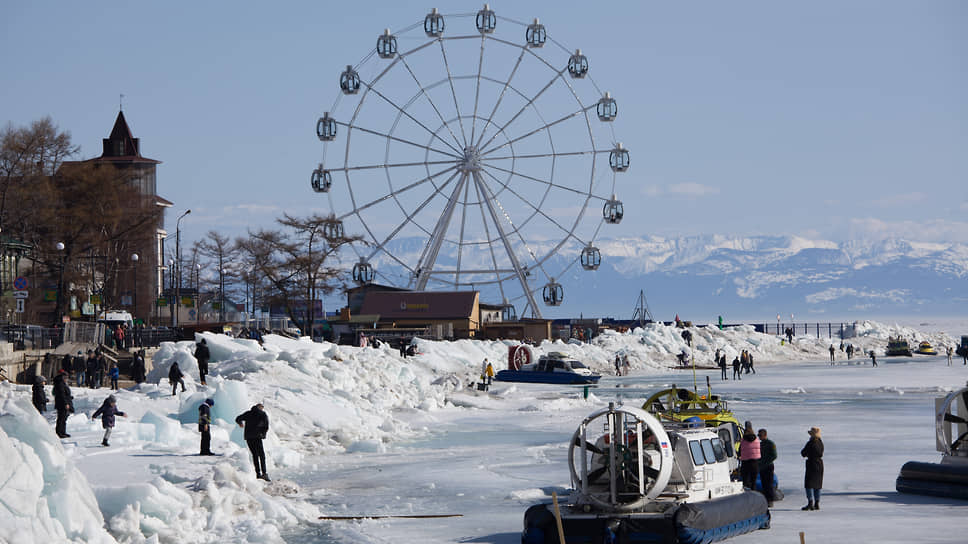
[829, 345, 835, 363]
[946, 346, 953, 366]
[739, 422, 761, 491]
[801, 426, 824, 510]
[198, 398, 216, 455]
[195, 338, 211, 386]
[718, 353, 728, 380]
[622, 354, 630, 376]
[32, 375, 48, 413]
[168, 361, 186, 395]
[236, 404, 270, 481]
[869, 350, 877, 367]
[614, 354, 622, 375]
[53, 369, 74, 438]
[485, 359, 495, 385]
[91, 394, 126, 447]
[757, 428, 778, 507]
[732, 356, 742, 380]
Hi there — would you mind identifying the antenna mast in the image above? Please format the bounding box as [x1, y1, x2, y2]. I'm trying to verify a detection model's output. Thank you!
[631, 289, 654, 326]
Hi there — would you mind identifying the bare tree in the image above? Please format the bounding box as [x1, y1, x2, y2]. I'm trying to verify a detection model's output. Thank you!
[237, 213, 360, 335]
[196, 231, 240, 322]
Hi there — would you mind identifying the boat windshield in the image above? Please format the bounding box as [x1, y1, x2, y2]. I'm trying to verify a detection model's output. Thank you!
[569, 361, 587, 369]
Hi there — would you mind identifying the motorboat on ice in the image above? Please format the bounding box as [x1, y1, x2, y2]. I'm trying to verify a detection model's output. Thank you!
[896, 382, 968, 500]
[885, 336, 913, 357]
[522, 403, 770, 544]
[495, 347, 601, 385]
[915, 341, 937, 355]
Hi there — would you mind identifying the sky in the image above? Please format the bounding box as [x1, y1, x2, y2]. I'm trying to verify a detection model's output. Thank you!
[2, 1, 966, 303]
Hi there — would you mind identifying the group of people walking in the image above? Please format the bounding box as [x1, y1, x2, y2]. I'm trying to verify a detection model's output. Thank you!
[715, 348, 755, 380]
[737, 421, 824, 511]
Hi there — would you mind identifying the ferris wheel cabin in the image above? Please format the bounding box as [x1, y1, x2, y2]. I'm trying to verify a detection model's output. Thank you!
[597, 92, 617, 122]
[526, 18, 546, 47]
[376, 29, 397, 59]
[339, 65, 361, 95]
[581, 245, 601, 271]
[476, 4, 497, 34]
[604, 196, 624, 224]
[311, 167, 332, 193]
[609, 143, 630, 172]
[352, 259, 375, 284]
[543, 279, 563, 306]
[568, 50, 588, 78]
[424, 8, 444, 37]
[316, 113, 337, 141]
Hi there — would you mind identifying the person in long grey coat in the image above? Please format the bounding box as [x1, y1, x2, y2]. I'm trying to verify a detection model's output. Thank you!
[801, 426, 824, 511]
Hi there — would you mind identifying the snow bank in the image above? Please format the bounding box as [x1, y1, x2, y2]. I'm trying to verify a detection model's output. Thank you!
[0, 392, 115, 543]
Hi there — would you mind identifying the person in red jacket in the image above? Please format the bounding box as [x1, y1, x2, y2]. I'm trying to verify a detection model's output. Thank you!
[738, 421, 761, 490]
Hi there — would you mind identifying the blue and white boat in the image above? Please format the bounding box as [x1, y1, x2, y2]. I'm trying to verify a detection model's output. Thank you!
[495, 351, 601, 385]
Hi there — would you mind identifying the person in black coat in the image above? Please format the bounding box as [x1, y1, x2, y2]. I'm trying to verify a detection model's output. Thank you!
[168, 362, 186, 395]
[195, 339, 211, 386]
[85, 352, 99, 388]
[52, 370, 74, 438]
[60, 353, 73, 378]
[718, 354, 728, 380]
[132, 350, 146, 384]
[32, 375, 48, 413]
[72, 352, 86, 387]
[236, 404, 270, 481]
[198, 398, 215, 455]
[801, 426, 824, 510]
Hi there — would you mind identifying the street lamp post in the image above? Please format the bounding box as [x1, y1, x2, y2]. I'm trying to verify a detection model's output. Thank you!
[168, 258, 175, 327]
[174, 209, 191, 327]
[131, 253, 139, 321]
[54, 242, 66, 326]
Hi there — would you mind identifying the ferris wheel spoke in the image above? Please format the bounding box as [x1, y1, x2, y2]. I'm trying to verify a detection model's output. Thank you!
[480, 103, 596, 157]
[367, 169, 463, 271]
[484, 149, 605, 162]
[469, 34, 487, 145]
[454, 178, 473, 286]
[413, 172, 470, 290]
[474, 46, 527, 150]
[477, 66, 567, 153]
[479, 168, 580, 242]
[438, 40, 468, 147]
[338, 121, 460, 159]
[337, 164, 459, 221]
[397, 53, 466, 150]
[360, 79, 464, 155]
[471, 170, 542, 314]
[332, 158, 457, 172]
[481, 162, 600, 199]
[470, 173, 509, 302]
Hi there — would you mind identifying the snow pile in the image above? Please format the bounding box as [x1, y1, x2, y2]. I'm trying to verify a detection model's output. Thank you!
[0, 395, 114, 544]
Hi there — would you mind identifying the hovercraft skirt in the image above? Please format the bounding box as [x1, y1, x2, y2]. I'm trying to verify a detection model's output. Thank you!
[896, 461, 968, 500]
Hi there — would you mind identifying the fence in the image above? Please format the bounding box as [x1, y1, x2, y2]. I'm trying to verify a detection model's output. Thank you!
[754, 322, 857, 339]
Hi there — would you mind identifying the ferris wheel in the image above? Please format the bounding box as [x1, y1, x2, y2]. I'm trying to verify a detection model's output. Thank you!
[313, 5, 628, 318]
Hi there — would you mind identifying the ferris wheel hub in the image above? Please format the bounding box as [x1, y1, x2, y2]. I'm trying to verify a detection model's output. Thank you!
[459, 145, 483, 172]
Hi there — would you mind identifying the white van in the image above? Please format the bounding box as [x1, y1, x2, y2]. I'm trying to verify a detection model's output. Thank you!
[97, 310, 134, 329]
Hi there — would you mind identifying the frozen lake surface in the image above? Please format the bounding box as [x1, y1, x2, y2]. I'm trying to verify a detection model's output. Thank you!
[285, 356, 968, 543]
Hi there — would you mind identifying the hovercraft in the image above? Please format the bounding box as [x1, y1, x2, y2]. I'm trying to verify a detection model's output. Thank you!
[522, 403, 770, 544]
[496, 348, 601, 385]
[896, 382, 968, 500]
[885, 336, 913, 357]
[915, 341, 937, 356]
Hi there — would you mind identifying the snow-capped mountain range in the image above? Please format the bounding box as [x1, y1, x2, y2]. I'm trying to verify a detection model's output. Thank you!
[350, 234, 968, 322]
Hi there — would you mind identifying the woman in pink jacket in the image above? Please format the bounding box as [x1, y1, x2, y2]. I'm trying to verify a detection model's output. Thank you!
[738, 421, 761, 490]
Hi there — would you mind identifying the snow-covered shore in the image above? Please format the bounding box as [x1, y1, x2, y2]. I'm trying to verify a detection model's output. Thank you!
[0, 320, 961, 543]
